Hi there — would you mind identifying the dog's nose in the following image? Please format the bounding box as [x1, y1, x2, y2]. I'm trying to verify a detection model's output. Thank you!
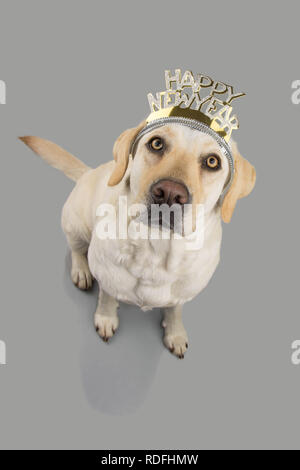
[150, 179, 189, 206]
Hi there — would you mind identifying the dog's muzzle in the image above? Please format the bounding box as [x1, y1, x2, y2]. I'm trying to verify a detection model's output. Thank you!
[150, 178, 190, 207]
[146, 179, 191, 233]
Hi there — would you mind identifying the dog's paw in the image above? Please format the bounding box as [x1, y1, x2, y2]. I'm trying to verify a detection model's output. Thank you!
[71, 266, 93, 290]
[163, 332, 188, 359]
[94, 314, 119, 342]
[71, 253, 93, 290]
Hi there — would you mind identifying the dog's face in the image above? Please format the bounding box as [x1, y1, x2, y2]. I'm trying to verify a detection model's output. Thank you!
[108, 121, 256, 224]
[129, 125, 230, 213]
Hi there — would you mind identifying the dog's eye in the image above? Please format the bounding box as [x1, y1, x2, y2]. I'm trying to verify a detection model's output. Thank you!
[203, 155, 221, 170]
[148, 137, 164, 152]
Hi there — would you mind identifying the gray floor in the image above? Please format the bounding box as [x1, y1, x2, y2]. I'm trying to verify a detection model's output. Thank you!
[0, 0, 300, 450]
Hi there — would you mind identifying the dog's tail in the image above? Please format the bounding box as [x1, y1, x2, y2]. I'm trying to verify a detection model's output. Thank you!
[19, 136, 91, 182]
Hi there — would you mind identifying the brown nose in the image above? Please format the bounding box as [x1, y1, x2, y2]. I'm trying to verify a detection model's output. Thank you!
[150, 179, 190, 206]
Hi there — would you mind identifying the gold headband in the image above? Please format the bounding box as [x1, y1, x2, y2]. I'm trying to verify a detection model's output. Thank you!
[130, 69, 245, 196]
[147, 69, 245, 143]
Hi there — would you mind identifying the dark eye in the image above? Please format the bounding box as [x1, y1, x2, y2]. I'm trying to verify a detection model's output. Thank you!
[203, 154, 221, 170]
[148, 137, 164, 152]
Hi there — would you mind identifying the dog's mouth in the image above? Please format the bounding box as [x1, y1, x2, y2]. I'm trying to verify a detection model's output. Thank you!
[144, 178, 191, 233]
[146, 202, 187, 233]
[131, 202, 185, 233]
[131, 178, 192, 235]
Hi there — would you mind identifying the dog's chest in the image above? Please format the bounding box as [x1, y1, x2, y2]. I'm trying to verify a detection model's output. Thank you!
[88, 228, 221, 309]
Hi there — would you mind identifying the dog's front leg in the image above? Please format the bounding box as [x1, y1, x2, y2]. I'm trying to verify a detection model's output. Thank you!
[71, 250, 93, 290]
[94, 288, 119, 342]
[162, 305, 188, 359]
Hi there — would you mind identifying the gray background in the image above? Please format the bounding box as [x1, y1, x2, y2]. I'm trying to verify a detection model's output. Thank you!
[0, 0, 299, 450]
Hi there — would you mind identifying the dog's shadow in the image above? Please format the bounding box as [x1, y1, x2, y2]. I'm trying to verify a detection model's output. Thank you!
[63, 253, 164, 415]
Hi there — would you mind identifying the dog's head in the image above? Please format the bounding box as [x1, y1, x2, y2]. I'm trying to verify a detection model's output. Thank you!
[108, 121, 256, 224]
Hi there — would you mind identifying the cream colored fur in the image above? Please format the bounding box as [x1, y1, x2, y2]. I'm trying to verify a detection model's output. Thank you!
[20, 125, 255, 358]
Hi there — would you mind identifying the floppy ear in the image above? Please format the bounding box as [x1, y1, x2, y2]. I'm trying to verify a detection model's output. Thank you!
[108, 120, 146, 186]
[221, 141, 256, 223]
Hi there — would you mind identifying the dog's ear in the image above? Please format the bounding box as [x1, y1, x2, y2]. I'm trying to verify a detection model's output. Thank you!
[221, 141, 256, 223]
[108, 120, 146, 186]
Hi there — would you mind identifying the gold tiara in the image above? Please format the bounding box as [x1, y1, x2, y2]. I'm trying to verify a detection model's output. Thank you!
[147, 69, 245, 142]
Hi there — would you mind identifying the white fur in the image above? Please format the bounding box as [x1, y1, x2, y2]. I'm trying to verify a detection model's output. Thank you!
[60, 126, 229, 357]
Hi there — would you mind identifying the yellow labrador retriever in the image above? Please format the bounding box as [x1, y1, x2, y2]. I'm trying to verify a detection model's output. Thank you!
[20, 121, 255, 358]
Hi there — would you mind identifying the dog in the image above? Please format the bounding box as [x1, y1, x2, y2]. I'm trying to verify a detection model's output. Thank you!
[20, 120, 255, 358]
